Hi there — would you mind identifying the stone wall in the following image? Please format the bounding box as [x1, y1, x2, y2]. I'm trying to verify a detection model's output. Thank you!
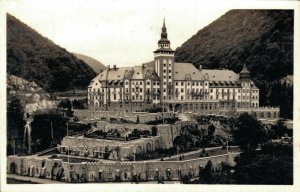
[73, 109, 176, 123]
[60, 136, 163, 160]
[7, 152, 240, 182]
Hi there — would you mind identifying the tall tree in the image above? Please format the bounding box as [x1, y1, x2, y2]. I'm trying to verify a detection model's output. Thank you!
[232, 113, 267, 153]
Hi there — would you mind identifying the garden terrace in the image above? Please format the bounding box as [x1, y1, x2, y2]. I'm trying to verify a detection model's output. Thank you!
[84, 127, 153, 141]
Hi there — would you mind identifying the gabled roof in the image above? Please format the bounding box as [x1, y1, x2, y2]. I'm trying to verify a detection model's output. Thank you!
[131, 66, 144, 80]
[96, 67, 131, 81]
[173, 63, 204, 80]
[202, 69, 239, 81]
[173, 63, 239, 82]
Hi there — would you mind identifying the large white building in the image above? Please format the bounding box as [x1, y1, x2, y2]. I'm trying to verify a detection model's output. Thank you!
[88, 20, 279, 119]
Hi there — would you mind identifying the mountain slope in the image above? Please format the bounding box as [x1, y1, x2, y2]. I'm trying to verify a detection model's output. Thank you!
[7, 14, 96, 92]
[74, 53, 106, 74]
[175, 10, 293, 81]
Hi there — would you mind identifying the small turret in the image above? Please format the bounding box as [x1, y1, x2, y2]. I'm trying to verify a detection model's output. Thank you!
[239, 64, 250, 81]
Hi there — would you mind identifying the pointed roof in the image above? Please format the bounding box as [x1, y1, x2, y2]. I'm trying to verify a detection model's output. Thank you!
[239, 64, 251, 81]
[158, 19, 170, 44]
[240, 64, 250, 74]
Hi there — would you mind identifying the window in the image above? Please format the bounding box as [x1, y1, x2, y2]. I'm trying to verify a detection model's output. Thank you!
[140, 95, 142, 100]
[153, 82, 156, 85]
[210, 89, 213, 93]
[140, 82, 142, 85]
[157, 82, 160, 85]
[132, 88, 134, 92]
[126, 88, 129, 93]
[163, 70, 166, 73]
[164, 89, 166, 92]
[125, 81, 128, 85]
[164, 76, 166, 79]
[196, 82, 199, 86]
[132, 96, 135, 100]
[205, 82, 208, 86]
[200, 82, 203, 86]
[181, 96, 184, 100]
[187, 82, 190, 86]
[147, 81, 150, 85]
[140, 88, 142, 92]
[181, 88, 184, 93]
[181, 82, 184, 86]
[169, 76, 171, 79]
[176, 82, 178, 86]
[164, 64, 166, 67]
[164, 82, 166, 85]
[169, 70, 171, 73]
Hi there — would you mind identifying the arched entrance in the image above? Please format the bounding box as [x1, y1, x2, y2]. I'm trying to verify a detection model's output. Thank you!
[136, 146, 143, 154]
[121, 171, 132, 181]
[154, 140, 160, 150]
[168, 104, 173, 112]
[10, 162, 17, 174]
[146, 143, 151, 152]
[174, 104, 182, 112]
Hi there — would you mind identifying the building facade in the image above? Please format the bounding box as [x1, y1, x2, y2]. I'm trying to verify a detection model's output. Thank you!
[88, 20, 278, 118]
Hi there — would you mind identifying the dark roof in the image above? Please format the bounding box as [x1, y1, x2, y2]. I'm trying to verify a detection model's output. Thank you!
[153, 47, 174, 53]
[240, 64, 250, 74]
[209, 81, 241, 88]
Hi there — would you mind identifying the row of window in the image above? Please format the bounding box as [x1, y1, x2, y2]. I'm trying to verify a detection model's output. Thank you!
[175, 81, 208, 86]
[125, 81, 161, 86]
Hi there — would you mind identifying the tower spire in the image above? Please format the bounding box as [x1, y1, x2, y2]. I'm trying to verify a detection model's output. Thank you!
[157, 18, 170, 49]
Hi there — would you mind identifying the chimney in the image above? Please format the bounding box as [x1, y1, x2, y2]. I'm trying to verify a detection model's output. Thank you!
[113, 65, 117, 70]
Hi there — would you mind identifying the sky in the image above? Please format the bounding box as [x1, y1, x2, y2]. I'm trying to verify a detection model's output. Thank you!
[4, 0, 296, 67]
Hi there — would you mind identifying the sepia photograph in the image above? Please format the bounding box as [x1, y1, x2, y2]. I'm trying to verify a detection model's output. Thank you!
[1, 0, 299, 192]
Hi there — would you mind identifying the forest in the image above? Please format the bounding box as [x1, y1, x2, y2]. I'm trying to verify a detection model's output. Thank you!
[7, 14, 96, 92]
[175, 10, 293, 119]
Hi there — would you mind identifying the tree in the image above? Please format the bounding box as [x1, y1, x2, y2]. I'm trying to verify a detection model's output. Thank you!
[200, 160, 214, 183]
[7, 97, 26, 155]
[269, 119, 288, 139]
[234, 143, 292, 184]
[58, 99, 72, 110]
[232, 113, 267, 153]
[207, 124, 216, 137]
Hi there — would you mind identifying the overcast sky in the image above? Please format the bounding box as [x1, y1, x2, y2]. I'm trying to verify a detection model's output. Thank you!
[5, 0, 295, 67]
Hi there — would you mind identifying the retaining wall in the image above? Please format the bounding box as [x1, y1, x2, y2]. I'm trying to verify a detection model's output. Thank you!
[7, 152, 240, 182]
